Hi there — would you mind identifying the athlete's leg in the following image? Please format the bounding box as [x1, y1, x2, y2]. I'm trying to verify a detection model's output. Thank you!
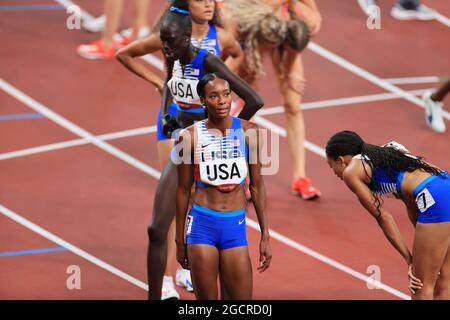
[131, 0, 151, 41]
[412, 222, 450, 300]
[187, 244, 220, 299]
[271, 51, 306, 179]
[219, 246, 253, 300]
[101, 0, 124, 48]
[147, 161, 178, 299]
[432, 80, 450, 103]
[157, 139, 177, 278]
[434, 242, 450, 299]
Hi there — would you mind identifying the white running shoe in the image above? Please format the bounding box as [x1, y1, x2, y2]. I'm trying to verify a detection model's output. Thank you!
[161, 276, 180, 300]
[391, 4, 435, 21]
[423, 90, 446, 133]
[82, 15, 106, 33]
[357, 0, 377, 16]
[120, 26, 151, 39]
[176, 268, 194, 292]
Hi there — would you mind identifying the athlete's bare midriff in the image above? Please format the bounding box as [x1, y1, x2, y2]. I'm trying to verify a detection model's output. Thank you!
[194, 185, 247, 212]
[400, 170, 435, 197]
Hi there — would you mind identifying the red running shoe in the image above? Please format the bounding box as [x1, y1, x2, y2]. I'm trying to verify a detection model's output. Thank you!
[77, 40, 116, 60]
[292, 177, 321, 200]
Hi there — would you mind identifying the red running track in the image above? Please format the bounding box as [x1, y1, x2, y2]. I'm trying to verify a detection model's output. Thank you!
[0, 0, 449, 299]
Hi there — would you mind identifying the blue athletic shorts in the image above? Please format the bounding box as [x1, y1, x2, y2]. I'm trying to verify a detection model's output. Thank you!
[185, 203, 248, 250]
[414, 172, 450, 224]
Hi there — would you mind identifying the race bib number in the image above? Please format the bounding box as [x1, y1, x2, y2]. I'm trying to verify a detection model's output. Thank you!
[199, 158, 248, 186]
[168, 77, 201, 105]
[186, 215, 193, 236]
[415, 188, 436, 213]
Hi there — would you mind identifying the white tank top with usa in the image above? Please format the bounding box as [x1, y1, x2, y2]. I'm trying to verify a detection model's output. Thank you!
[168, 48, 209, 110]
[193, 118, 248, 192]
[167, 24, 221, 111]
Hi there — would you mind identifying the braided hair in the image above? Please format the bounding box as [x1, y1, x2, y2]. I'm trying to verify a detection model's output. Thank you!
[226, 0, 310, 83]
[326, 130, 444, 215]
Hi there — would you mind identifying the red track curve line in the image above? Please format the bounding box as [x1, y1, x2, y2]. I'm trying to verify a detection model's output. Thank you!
[0, 204, 148, 291]
[0, 79, 409, 300]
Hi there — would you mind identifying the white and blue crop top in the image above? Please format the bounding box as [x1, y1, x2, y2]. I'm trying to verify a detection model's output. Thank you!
[191, 22, 221, 56]
[168, 48, 208, 111]
[193, 118, 248, 192]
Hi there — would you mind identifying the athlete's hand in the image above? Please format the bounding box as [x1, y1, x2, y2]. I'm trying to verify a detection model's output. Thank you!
[408, 264, 423, 295]
[176, 242, 190, 270]
[161, 113, 180, 138]
[258, 236, 272, 273]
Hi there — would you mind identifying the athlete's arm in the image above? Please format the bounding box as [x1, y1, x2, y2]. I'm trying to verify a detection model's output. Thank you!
[245, 122, 272, 273]
[343, 163, 413, 266]
[175, 128, 195, 269]
[217, 27, 244, 73]
[116, 33, 165, 92]
[203, 54, 264, 120]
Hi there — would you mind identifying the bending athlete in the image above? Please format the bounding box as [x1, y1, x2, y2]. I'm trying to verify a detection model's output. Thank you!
[326, 131, 450, 299]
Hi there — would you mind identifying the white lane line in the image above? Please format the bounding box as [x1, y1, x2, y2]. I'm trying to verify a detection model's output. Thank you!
[0, 78, 161, 180]
[245, 219, 410, 300]
[0, 88, 430, 161]
[256, 88, 433, 116]
[435, 11, 450, 28]
[0, 139, 86, 161]
[0, 204, 148, 291]
[307, 42, 450, 121]
[383, 76, 443, 85]
[0, 126, 156, 161]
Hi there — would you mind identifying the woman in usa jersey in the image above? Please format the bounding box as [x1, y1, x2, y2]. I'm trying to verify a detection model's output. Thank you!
[326, 131, 450, 300]
[175, 73, 271, 300]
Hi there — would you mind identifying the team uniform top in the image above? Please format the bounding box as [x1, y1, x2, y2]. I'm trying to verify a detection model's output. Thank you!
[353, 153, 450, 223]
[193, 117, 248, 192]
[168, 48, 209, 111]
[353, 154, 405, 198]
[167, 24, 221, 112]
[157, 24, 222, 141]
[191, 22, 221, 56]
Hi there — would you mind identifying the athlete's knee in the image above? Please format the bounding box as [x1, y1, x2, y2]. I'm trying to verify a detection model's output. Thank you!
[434, 274, 450, 299]
[148, 223, 166, 244]
[283, 101, 302, 116]
[414, 284, 435, 300]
